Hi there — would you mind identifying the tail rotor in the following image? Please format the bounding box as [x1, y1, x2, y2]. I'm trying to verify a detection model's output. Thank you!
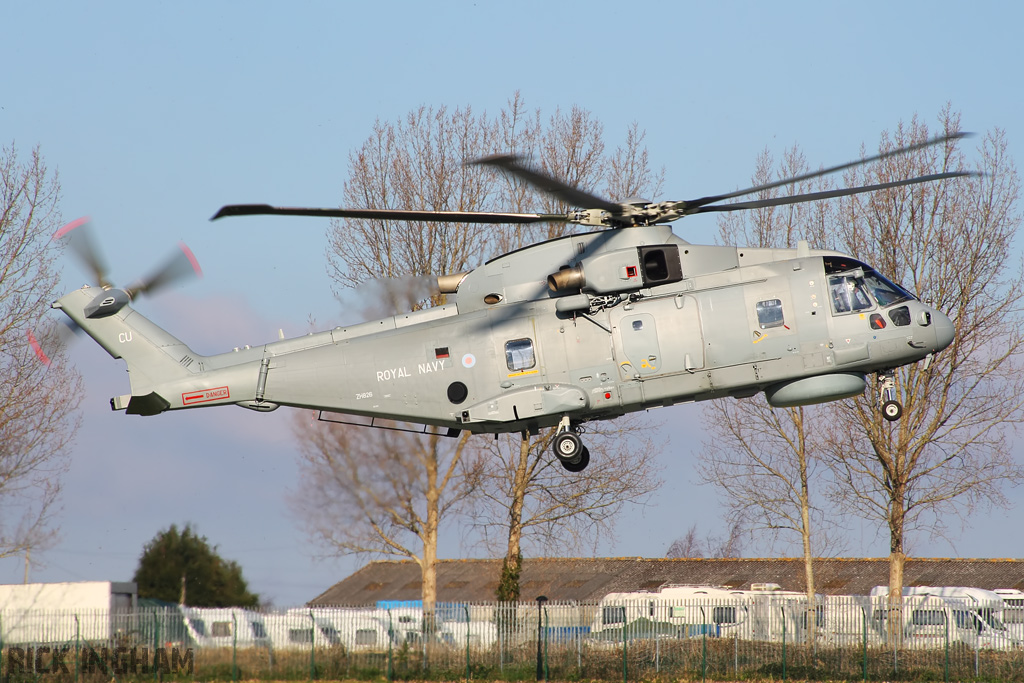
[32, 217, 202, 364]
[55, 217, 202, 318]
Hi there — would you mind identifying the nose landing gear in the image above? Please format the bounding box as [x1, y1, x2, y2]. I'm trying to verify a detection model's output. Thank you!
[553, 416, 590, 471]
[878, 370, 902, 422]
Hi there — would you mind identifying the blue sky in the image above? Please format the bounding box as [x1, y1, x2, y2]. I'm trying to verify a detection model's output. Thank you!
[2, 1, 1021, 606]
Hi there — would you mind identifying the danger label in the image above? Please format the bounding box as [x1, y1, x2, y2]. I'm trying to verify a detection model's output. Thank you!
[182, 386, 230, 405]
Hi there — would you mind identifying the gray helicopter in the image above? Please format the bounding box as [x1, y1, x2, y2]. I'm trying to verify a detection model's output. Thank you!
[53, 134, 961, 471]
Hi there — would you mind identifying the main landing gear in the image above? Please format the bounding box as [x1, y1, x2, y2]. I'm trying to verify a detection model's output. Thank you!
[553, 416, 590, 472]
[877, 370, 902, 422]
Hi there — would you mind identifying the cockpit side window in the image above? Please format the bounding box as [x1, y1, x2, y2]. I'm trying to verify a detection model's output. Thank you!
[829, 275, 873, 315]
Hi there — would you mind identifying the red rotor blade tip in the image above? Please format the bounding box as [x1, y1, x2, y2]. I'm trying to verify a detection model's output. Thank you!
[27, 330, 52, 366]
[53, 216, 91, 240]
[178, 242, 203, 277]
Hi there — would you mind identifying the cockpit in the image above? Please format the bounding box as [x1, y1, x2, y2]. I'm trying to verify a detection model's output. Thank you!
[824, 257, 917, 326]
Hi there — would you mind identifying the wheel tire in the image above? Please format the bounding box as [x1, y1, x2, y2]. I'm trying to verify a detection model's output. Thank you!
[561, 447, 590, 472]
[882, 400, 903, 422]
[553, 431, 583, 462]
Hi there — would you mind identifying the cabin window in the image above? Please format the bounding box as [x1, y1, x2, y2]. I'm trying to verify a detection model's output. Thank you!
[800, 605, 826, 629]
[355, 629, 378, 645]
[713, 606, 737, 624]
[189, 618, 206, 636]
[505, 338, 536, 371]
[211, 621, 232, 637]
[290, 628, 313, 643]
[1003, 600, 1024, 624]
[251, 621, 267, 638]
[912, 610, 945, 626]
[755, 299, 785, 329]
[603, 606, 626, 625]
[953, 610, 975, 631]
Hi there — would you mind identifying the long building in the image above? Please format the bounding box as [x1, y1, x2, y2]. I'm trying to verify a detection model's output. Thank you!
[309, 557, 1024, 605]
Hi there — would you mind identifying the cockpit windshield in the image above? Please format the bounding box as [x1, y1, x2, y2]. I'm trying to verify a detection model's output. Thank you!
[823, 257, 915, 315]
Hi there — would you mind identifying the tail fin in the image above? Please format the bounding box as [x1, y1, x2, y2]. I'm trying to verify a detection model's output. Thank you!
[54, 286, 201, 414]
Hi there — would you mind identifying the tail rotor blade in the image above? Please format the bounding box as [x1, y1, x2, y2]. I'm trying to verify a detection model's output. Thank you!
[127, 242, 203, 298]
[27, 319, 80, 366]
[54, 217, 112, 287]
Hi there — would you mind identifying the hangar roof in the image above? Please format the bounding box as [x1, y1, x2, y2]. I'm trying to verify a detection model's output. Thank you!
[308, 557, 1024, 605]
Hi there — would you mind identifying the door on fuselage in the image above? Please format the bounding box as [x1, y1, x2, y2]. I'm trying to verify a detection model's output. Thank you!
[613, 295, 705, 379]
[491, 316, 545, 384]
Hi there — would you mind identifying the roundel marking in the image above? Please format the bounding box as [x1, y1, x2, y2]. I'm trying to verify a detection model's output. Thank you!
[462, 353, 476, 368]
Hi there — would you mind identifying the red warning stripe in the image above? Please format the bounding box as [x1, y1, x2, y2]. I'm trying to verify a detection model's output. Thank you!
[182, 386, 230, 405]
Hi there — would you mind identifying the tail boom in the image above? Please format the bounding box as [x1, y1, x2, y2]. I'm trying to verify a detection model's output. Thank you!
[54, 286, 265, 415]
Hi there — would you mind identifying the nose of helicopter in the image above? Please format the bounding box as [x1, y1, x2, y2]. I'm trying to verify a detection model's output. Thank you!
[932, 309, 955, 352]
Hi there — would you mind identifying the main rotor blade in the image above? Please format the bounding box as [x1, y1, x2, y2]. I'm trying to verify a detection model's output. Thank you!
[684, 171, 979, 215]
[681, 132, 972, 211]
[469, 155, 621, 213]
[212, 204, 567, 225]
[54, 217, 112, 288]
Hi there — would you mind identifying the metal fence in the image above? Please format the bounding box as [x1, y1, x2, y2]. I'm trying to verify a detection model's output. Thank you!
[1, 597, 1022, 681]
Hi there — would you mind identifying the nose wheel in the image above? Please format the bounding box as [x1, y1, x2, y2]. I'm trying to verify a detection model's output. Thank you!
[553, 417, 590, 471]
[877, 370, 902, 422]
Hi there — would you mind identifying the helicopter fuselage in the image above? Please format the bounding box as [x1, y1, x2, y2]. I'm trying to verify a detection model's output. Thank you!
[55, 224, 953, 438]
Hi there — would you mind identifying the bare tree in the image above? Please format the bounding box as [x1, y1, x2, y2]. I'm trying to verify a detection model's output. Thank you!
[699, 400, 841, 637]
[697, 146, 839, 632]
[696, 109, 1024, 629]
[327, 104, 498, 290]
[665, 522, 745, 559]
[291, 418, 477, 613]
[295, 97, 668, 610]
[298, 105, 505, 617]
[665, 524, 702, 559]
[468, 417, 662, 601]
[606, 122, 666, 204]
[0, 144, 82, 564]
[823, 109, 1024, 606]
[471, 109, 666, 600]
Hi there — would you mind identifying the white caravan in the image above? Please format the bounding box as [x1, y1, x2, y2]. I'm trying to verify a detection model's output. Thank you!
[368, 606, 497, 649]
[179, 607, 271, 649]
[819, 595, 877, 646]
[304, 607, 393, 650]
[994, 589, 1024, 640]
[286, 606, 496, 651]
[592, 585, 750, 638]
[591, 584, 817, 642]
[263, 610, 352, 650]
[868, 586, 1022, 650]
